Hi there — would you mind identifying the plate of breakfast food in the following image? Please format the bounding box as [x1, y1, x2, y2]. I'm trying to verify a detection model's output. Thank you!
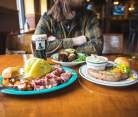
[0, 58, 78, 95]
[79, 55, 138, 87]
[51, 48, 86, 66]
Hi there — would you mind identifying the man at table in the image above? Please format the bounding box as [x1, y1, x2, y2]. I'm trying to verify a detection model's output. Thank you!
[34, 0, 103, 55]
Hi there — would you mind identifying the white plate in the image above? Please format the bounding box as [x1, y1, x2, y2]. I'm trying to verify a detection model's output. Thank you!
[51, 53, 85, 67]
[79, 64, 138, 87]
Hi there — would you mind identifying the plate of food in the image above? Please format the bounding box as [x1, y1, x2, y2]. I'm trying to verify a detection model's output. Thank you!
[79, 55, 138, 87]
[0, 58, 78, 95]
[51, 48, 86, 66]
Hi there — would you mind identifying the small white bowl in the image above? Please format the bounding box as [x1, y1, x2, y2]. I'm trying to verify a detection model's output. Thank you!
[86, 56, 108, 71]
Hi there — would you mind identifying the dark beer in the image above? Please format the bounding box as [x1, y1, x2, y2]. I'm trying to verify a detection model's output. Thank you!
[32, 35, 47, 59]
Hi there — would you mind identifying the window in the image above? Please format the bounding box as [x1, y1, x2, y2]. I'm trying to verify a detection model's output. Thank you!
[16, 0, 25, 33]
[16, 0, 48, 33]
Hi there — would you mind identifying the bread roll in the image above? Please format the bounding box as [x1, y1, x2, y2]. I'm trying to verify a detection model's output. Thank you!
[2, 67, 20, 87]
[114, 57, 130, 67]
[2, 67, 20, 79]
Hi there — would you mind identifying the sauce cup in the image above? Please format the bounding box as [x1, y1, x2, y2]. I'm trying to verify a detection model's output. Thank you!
[86, 55, 108, 71]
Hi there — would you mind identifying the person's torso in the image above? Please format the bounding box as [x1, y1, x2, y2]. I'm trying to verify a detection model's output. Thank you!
[44, 9, 96, 39]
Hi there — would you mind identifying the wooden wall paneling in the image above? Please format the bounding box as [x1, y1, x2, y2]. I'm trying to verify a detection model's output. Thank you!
[34, 0, 41, 25]
[0, 0, 17, 10]
[0, 7, 19, 54]
[0, 7, 19, 32]
[0, 32, 7, 54]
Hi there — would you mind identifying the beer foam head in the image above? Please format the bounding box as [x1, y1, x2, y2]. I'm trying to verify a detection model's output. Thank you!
[32, 34, 47, 41]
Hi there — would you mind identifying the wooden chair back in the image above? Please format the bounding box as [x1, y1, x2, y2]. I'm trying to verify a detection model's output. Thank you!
[6, 34, 32, 54]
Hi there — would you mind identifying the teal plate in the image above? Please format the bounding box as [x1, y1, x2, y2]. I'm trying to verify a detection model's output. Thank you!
[0, 67, 78, 95]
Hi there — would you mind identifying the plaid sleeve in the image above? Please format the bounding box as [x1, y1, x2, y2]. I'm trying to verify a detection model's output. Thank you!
[34, 13, 74, 54]
[46, 38, 74, 54]
[76, 16, 103, 55]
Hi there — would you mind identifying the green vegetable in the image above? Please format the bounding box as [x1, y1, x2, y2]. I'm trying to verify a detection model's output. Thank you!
[74, 53, 86, 62]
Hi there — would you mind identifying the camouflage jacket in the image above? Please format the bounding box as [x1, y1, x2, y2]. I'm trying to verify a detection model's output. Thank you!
[34, 9, 103, 55]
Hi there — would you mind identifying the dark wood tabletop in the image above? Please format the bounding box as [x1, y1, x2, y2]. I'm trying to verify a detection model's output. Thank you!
[0, 54, 138, 117]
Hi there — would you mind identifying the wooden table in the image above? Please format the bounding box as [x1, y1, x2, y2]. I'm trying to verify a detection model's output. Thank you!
[0, 54, 138, 117]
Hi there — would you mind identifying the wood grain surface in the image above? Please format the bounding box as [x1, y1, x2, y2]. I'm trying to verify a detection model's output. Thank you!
[0, 54, 138, 117]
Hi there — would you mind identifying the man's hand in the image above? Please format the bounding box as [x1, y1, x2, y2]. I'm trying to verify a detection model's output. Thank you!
[72, 36, 87, 46]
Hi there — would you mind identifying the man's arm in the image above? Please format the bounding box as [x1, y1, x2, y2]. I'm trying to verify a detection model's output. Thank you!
[35, 13, 74, 54]
[76, 16, 103, 55]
